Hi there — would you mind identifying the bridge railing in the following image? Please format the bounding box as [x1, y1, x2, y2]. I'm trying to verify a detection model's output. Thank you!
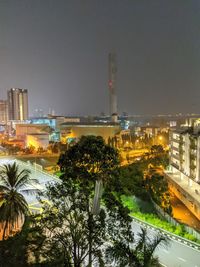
[15, 159, 61, 183]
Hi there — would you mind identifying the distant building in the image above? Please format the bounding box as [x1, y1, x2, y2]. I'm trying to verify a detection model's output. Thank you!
[8, 88, 28, 120]
[60, 122, 120, 144]
[26, 133, 49, 149]
[15, 123, 50, 138]
[166, 120, 200, 220]
[30, 116, 81, 142]
[15, 123, 50, 149]
[0, 100, 8, 124]
[134, 126, 168, 138]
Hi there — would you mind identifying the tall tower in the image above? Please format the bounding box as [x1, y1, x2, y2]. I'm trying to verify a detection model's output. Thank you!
[7, 88, 29, 121]
[108, 52, 118, 122]
[0, 100, 8, 124]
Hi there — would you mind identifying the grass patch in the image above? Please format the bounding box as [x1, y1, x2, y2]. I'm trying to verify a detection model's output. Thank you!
[121, 195, 200, 244]
[121, 195, 140, 213]
[131, 211, 200, 244]
[54, 171, 63, 177]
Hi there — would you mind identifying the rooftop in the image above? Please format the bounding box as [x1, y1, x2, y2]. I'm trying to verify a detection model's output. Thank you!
[61, 122, 120, 127]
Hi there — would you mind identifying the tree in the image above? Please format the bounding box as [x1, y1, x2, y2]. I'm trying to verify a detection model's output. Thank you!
[106, 227, 169, 267]
[0, 218, 32, 267]
[33, 178, 133, 267]
[37, 146, 45, 154]
[23, 145, 36, 154]
[134, 228, 168, 267]
[119, 152, 171, 210]
[119, 162, 149, 200]
[58, 135, 119, 214]
[56, 136, 133, 266]
[150, 145, 164, 155]
[0, 162, 39, 240]
[145, 173, 172, 214]
[58, 135, 119, 179]
[36, 179, 106, 266]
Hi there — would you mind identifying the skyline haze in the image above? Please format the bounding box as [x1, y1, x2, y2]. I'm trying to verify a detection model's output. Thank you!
[0, 0, 200, 116]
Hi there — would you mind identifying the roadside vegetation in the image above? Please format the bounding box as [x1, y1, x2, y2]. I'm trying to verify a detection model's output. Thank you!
[122, 195, 200, 244]
[119, 146, 171, 214]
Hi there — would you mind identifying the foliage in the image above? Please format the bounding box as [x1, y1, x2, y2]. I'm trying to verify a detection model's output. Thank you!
[37, 146, 45, 154]
[150, 145, 164, 155]
[145, 173, 172, 214]
[58, 135, 119, 182]
[106, 227, 168, 267]
[23, 145, 36, 154]
[119, 163, 148, 200]
[29, 136, 133, 266]
[0, 162, 39, 240]
[32, 178, 133, 266]
[131, 212, 200, 244]
[119, 152, 171, 213]
[1, 143, 21, 155]
[134, 228, 168, 267]
[0, 218, 30, 267]
[121, 195, 140, 213]
[121, 194, 200, 244]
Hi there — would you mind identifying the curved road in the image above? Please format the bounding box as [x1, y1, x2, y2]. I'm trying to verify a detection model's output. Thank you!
[131, 221, 200, 267]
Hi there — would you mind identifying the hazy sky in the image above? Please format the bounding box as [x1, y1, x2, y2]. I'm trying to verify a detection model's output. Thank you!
[0, 0, 200, 116]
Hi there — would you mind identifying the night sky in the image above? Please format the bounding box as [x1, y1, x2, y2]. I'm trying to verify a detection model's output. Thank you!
[0, 0, 200, 116]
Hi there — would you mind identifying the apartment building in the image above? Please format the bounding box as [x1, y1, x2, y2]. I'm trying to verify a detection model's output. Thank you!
[166, 121, 200, 220]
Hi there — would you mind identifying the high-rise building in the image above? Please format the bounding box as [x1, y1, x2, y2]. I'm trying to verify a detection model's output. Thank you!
[166, 119, 200, 220]
[0, 100, 8, 124]
[7, 88, 28, 121]
[108, 53, 118, 122]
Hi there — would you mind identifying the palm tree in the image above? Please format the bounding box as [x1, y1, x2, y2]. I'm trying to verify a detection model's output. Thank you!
[135, 228, 169, 267]
[106, 227, 169, 267]
[0, 162, 39, 240]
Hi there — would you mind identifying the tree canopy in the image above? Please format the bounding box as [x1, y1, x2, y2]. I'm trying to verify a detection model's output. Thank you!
[32, 177, 133, 266]
[58, 135, 119, 182]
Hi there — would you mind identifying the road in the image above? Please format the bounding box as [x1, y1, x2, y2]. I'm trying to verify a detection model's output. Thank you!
[0, 157, 200, 266]
[132, 221, 200, 267]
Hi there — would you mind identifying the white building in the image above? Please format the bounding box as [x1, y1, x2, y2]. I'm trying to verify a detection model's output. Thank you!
[166, 124, 200, 220]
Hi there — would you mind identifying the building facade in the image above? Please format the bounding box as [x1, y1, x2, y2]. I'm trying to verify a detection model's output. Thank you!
[166, 126, 200, 220]
[60, 122, 121, 144]
[170, 130, 200, 183]
[8, 88, 28, 120]
[0, 100, 8, 124]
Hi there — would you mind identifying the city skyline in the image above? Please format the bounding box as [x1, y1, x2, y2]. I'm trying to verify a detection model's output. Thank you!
[1, 1, 200, 116]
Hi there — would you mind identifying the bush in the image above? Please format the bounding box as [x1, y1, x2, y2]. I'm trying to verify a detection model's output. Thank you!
[121, 195, 140, 212]
[130, 211, 200, 244]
